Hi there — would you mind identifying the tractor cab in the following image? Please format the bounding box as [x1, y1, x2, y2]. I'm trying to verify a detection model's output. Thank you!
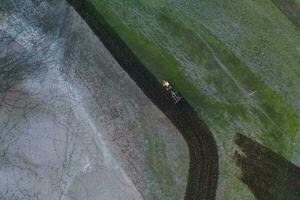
[162, 80, 182, 104]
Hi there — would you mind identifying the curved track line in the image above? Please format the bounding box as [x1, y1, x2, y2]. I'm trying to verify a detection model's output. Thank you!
[67, 1, 219, 199]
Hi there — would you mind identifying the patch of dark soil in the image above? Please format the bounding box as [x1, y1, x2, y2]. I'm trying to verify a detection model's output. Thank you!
[272, 0, 300, 28]
[235, 133, 300, 200]
[66, 0, 219, 199]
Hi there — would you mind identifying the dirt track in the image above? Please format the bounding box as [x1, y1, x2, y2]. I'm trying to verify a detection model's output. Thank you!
[67, 0, 219, 199]
[272, 0, 300, 28]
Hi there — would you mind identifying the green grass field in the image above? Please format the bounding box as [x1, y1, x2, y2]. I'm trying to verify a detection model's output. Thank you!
[88, 0, 300, 199]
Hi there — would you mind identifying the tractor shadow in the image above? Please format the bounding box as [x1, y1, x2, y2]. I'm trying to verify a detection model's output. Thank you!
[234, 133, 300, 200]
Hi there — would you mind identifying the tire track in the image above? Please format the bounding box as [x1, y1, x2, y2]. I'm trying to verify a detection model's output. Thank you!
[66, 0, 219, 199]
[272, 0, 300, 28]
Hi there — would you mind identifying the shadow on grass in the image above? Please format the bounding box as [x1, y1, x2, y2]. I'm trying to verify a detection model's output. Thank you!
[235, 133, 300, 200]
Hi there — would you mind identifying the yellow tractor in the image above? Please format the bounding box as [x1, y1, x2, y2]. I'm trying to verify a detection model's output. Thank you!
[162, 80, 182, 104]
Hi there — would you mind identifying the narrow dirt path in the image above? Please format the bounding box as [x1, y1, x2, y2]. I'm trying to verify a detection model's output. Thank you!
[271, 0, 300, 28]
[67, 0, 219, 199]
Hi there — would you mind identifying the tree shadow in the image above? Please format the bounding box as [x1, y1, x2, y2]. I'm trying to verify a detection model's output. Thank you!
[234, 133, 300, 200]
